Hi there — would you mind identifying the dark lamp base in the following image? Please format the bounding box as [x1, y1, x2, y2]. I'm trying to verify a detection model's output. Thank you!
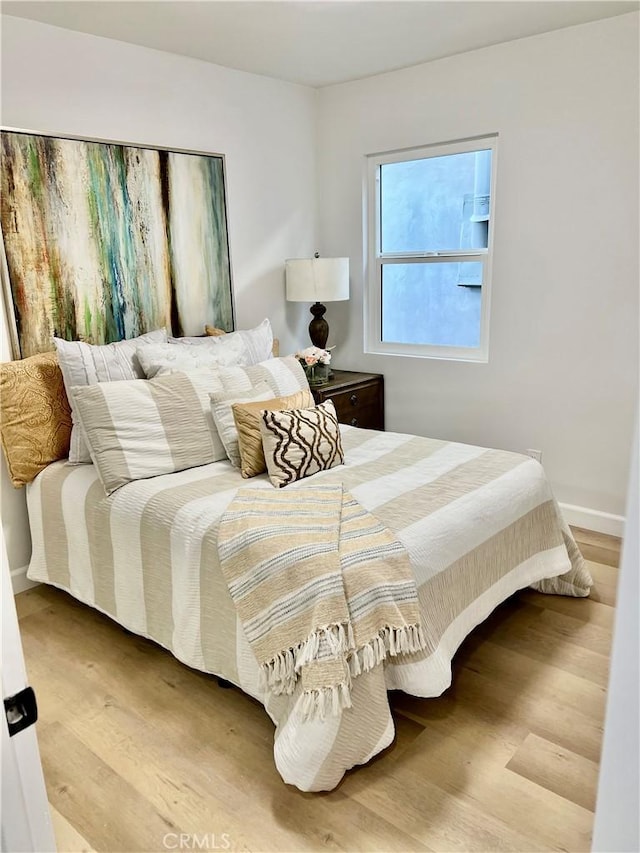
[309, 302, 329, 350]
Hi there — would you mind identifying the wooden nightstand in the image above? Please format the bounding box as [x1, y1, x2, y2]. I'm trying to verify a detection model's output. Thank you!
[311, 370, 384, 431]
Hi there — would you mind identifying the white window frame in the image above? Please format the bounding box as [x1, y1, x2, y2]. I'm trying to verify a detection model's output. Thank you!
[364, 135, 498, 362]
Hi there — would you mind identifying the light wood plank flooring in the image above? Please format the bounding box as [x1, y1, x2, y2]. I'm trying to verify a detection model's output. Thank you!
[16, 528, 620, 853]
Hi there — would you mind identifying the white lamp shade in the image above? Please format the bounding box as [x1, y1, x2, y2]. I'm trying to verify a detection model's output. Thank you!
[285, 257, 349, 303]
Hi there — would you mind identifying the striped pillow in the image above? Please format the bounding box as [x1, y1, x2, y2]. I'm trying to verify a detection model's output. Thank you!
[54, 328, 167, 464]
[259, 400, 344, 488]
[218, 355, 309, 397]
[70, 371, 228, 495]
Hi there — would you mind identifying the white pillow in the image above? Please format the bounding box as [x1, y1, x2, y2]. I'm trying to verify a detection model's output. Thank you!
[168, 319, 274, 366]
[209, 381, 275, 467]
[70, 370, 228, 496]
[136, 335, 248, 378]
[54, 328, 167, 464]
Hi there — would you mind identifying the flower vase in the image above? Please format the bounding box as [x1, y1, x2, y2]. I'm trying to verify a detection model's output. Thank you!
[305, 363, 328, 387]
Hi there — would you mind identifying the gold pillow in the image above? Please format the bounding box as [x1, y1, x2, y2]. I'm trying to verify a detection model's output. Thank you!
[204, 324, 227, 337]
[232, 389, 314, 478]
[0, 351, 72, 487]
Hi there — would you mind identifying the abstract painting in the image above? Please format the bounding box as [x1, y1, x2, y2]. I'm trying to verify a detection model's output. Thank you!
[0, 130, 234, 358]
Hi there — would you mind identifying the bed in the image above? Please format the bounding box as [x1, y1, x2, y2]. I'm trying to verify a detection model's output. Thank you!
[25, 422, 591, 792]
[0, 137, 591, 791]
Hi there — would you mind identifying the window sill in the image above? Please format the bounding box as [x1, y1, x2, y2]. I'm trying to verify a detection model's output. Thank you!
[364, 344, 489, 363]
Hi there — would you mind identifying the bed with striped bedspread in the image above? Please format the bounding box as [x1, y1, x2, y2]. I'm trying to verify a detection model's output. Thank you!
[26, 425, 591, 791]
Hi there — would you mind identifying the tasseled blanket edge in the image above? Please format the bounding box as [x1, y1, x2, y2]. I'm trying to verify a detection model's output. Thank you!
[299, 682, 353, 722]
[260, 622, 427, 720]
[348, 623, 427, 677]
[259, 621, 355, 695]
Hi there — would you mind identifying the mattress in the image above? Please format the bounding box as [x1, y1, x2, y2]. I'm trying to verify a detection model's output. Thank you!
[26, 426, 591, 791]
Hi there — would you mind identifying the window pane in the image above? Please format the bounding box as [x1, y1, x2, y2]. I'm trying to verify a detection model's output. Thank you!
[380, 149, 492, 254]
[381, 263, 482, 347]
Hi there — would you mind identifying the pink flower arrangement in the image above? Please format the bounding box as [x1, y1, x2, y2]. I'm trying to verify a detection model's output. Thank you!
[295, 346, 332, 367]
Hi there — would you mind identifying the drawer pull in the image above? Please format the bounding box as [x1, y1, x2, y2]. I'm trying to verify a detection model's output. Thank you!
[350, 418, 358, 427]
[349, 394, 358, 406]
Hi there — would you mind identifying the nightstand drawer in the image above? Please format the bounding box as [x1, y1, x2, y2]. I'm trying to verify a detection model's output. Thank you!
[311, 371, 384, 431]
[327, 384, 380, 429]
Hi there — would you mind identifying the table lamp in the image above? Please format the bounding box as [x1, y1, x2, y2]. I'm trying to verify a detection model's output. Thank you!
[285, 254, 349, 349]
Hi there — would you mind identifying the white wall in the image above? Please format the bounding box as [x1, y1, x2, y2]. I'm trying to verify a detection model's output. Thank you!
[0, 15, 318, 577]
[592, 423, 639, 852]
[1, 13, 638, 581]
[317, 13, 639, 520]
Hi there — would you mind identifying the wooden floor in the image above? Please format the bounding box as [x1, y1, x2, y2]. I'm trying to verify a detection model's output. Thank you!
[16, 527, 620, 853]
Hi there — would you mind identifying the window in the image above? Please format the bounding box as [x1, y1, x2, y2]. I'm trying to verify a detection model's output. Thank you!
[365, 135, 497, 361]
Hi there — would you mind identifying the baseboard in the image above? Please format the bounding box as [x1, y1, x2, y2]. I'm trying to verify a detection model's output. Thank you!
[560, 503, 625, 538]
[11, 564, 38, 595]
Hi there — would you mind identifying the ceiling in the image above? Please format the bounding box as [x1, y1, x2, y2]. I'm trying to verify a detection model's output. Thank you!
[2, 0, 638, 88]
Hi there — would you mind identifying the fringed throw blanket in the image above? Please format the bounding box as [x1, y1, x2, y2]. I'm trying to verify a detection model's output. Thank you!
[217, 484, 426, 720]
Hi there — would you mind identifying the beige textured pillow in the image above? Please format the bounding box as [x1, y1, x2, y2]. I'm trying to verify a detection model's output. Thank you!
[0, 352, 72, 487]
[259, 400, 344, 488]
[70, 371, 228, 495]
[232, 389, 315, 478]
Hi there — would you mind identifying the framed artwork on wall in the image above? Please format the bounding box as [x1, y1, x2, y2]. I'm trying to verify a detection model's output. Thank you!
[0, 128, 235, 358]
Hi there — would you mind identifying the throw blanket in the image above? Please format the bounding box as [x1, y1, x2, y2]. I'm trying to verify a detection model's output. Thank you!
[218, 484, 427, 719]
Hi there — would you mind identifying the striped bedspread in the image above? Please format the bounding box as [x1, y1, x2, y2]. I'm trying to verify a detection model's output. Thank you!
[26, 426, 592, 791]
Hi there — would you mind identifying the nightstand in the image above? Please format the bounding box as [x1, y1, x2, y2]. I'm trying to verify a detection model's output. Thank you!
[311, 370, 384, 431]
